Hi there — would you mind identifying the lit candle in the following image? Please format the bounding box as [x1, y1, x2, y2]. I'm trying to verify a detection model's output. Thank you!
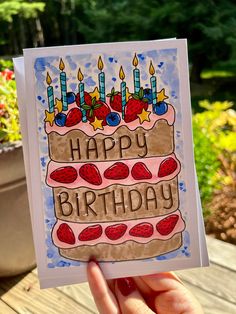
[98, 56, 105, 102]
[46, 72, 54, 113]
[59, 58, 68, 111]
[133, 53, 140, 94]
[149, 61, 157, 112]
[119, 66, 126, 119]
[78, 68, 87, 122]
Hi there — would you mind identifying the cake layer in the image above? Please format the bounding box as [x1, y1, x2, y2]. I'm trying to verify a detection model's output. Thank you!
[52, 209, 185, 249]
[53, 178, 179, 222]
[58, 233, 182, 261]
[46, 154, 180, 190]
[48, 119, 174, 163]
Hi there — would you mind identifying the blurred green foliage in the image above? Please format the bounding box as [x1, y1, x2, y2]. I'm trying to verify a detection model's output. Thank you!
[0, 0, 236, 83]
[0, 68, 21, 143]
[0, 59, 14, 71]
[193, 100, 236, 215]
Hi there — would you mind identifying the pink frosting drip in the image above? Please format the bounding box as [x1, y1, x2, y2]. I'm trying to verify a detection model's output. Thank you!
[45, 102, 175, 136]
[46, 153, 180, 190]
[52, 209, 185, 249]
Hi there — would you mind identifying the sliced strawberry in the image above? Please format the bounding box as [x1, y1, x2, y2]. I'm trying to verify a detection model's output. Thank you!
[57, 223, 75, 244]
[158, 157, 178, 177]
[124, 88, 148, 123]
[50, 166, 77, 183]
[107, 87, 122, 112]
[79, 164, 102, 185]
[65, 108, 82, 127]
[104, 162, 129, 180]
[75, 91, 92, 106]
[156, 214, 179, 235]
[129, 223, 153, 238]
[105, 224, 127, 240]
[131, 162, 152, 180]
[79, 224, 102, 241]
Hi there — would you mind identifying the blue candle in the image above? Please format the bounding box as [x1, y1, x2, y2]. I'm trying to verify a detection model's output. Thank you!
[78, 68, 87, 122]
[133, 53, 140, 94]
[98, 56, 105, 102]
[119, 66, 126, 119]
[149, 61, 157, 111]
[46, 72, 54, 113]
[59, 59, 68, 111]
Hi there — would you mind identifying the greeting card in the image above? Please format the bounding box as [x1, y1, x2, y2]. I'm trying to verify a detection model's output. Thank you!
[14, 39, 208, 288]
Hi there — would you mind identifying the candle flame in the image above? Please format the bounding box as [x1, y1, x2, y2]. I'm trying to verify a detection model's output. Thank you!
[59, 58, 65, 71]
[98, 56, 104, 71]
[78, 68, 84, 81]
[119, 66, 125, 80]
[132, 53, 139, 67]
[46, 72, 52, 85]
[149, 61, 155, 76]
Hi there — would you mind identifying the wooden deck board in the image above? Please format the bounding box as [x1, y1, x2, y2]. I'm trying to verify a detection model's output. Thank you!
[182, 281, 236, 314]
[58, 283, 97, 314]
[0, 300, 17, 313]
[0, 236, 235, 314]
[206, 236, 236, 271]
[176, 263, 236, 305]
[0, 272, 95, 314]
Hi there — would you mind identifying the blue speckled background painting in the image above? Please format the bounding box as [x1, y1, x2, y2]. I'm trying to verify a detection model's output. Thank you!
[34, 48, 190, 268]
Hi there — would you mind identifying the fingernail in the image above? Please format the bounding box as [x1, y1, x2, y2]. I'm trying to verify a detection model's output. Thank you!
[117, 277, 136, 296]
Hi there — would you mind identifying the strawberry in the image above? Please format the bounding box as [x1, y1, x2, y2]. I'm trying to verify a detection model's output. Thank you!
[79, 164, 102, 185]
[75, 91, 92, 106]
[158, 157, 178, 178]
[79, 224, 102, 241]
[82, 97, 111, 126]
[129, 222, 153, 238]
[131, 162, 152, 180]
[50, 166, 77, 183]
[105, 224, 127, 240]
[65, 108, 82, 127]
[156, 214, 179, 235]
[104, 162, 129, 180]
[124, 88, 148, 123]
[57, 223, 76, 244]
[107, 87, 122, 112]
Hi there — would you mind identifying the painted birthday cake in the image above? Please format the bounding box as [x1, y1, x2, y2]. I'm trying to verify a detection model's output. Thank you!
[44, 54, 185, 261]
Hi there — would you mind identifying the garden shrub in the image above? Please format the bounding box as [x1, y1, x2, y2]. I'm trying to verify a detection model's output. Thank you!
[0, 63, 21, 143]
[192, 100, 236, 216]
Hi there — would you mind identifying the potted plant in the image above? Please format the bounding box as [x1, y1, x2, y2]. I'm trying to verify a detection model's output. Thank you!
[0, 60, 35, 277]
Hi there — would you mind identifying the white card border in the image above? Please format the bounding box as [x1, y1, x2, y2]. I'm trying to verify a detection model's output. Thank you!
[21, 39, 205, 288]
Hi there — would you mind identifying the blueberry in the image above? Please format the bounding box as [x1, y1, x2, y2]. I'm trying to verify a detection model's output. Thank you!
[143, 88, 153, 104]
[55, 113, 67, 127]
[66, 92, 76, 104]
[106, 112, 121, 126]
[153, 101, 168, 115]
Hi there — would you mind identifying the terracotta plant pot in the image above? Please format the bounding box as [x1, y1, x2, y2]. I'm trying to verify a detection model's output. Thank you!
[0, 142, 36, 277]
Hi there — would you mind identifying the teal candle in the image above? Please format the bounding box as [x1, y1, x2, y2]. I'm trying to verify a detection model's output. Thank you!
[133, 68, 140, 94]
[149, 61, 157, 112]
[79, 82, 87, 122]
[46, 72, 54, 113]
[60, 71, 68, 111]
[99, 72, 105, 102]
[121, 81, 126, 119]
[150, 76, 157, 111]
[47, 85, 54, 113]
